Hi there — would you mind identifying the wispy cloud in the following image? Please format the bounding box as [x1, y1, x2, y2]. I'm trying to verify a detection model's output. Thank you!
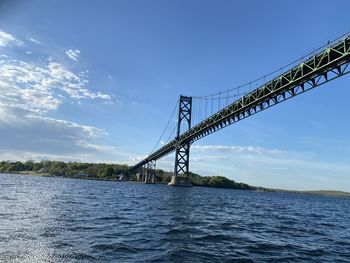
[27, 37, 41, 45]
[0, 58, 111, 114]
[0, 31, 22, 47]
[192, 144, 285, 155]
[65, 49, 80, 62]
[191, 144, 317, 168]
[77, 141, 116, 152]
[189, 143, 350, 191]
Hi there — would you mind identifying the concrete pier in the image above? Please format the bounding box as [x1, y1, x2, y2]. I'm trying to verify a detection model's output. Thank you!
[144, 175, 155, 184]
[168, 175, 192, 187]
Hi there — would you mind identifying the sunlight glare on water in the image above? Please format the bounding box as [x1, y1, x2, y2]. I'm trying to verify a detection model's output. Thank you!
[1, 174, 350, 263]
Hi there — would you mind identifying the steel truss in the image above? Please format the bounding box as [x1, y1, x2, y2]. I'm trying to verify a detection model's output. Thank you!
[132, 35, 350, 171]
[189, 57, 350, 143]
[174, 96, 192, 178]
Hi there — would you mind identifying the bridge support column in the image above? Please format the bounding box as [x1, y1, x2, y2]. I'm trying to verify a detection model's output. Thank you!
[169, 142, 192, 186]
[136, 172, 141, 181]
[139, 165, 146, 182]
[169, 95, 192, 187]
[145, 160, 156, 184]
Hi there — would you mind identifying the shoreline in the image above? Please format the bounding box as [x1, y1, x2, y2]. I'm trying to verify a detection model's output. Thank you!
[1, 172, 349, 198]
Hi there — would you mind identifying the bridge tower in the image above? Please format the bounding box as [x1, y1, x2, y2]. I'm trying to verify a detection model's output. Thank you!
[168, 95, 192, 187]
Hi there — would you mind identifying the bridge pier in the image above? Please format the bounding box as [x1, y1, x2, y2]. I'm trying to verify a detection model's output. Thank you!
[138, 165, 145, 182]
[144, 160, 156, 184]
[168, 95, 192, 187]
[168, 175, 192, 187]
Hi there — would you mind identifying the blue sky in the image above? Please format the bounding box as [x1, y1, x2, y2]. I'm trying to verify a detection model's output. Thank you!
[1, 0, 350, 191]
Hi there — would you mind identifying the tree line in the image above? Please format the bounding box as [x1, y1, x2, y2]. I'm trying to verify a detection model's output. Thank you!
[0, 160, 128, 179]
[0, 160, 257, 190]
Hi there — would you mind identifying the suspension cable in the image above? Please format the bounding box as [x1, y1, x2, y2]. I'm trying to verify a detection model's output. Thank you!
[148, 30, 350, 155]
[150, 99, 179, 154]
[193, 30, 350, 100]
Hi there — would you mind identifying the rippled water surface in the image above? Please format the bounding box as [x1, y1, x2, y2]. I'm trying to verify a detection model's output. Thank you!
[1, 173, 350, 262]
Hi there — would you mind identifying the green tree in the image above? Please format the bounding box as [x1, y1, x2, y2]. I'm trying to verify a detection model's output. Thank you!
[24, 160, 35, 171]
[98, 166, 115, 178]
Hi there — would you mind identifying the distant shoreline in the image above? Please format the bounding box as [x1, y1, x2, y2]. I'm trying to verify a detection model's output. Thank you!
[268, 188, 350, 198]
[1, 172, 349, 198]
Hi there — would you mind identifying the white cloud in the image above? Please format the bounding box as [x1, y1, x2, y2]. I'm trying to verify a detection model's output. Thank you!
[190, 144, 317, 169]
[192, 144, 285, 155]
[188, 143, 350, 191]
[65, 49, 80, 62]
[0, 108, 114, 159]
[77, 142, 116, 152]
[0, 58, 111, 114]
[0, 30, 117, 162]
[0, 31, 24, 47]
[27, 37, 41, 45]
[0, 31, 16, 47]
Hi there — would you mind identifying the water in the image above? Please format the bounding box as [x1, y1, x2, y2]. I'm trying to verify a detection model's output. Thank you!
[0, 173, 350, 263]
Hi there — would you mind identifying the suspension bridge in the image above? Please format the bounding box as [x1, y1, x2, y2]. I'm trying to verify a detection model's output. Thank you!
[130, 33, 350, 186]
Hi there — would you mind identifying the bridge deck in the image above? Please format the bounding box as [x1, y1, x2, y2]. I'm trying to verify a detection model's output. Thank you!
[132, 35, 350, 170]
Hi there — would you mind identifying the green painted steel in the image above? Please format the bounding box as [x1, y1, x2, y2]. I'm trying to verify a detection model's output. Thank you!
[132, 34, 350, 171]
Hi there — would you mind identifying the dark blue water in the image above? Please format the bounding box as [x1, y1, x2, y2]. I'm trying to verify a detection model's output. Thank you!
[1, 174, 350, 262]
